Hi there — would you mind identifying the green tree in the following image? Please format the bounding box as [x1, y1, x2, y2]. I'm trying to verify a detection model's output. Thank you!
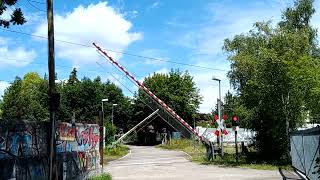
[223, 0, 320, 162]
[0, 99, 3, 119]
[0, 0, 26, 28]
[222, 91, 254, 128]
[134, 69, 202, 127]
[57, 69, 133, 144]
[2, 73, 48, 120]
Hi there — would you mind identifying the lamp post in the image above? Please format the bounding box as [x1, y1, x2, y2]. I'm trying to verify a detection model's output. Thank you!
[100, 98, 107, 172]
[101, 98, 108, 146]
[102, 99, 108, 122]
[111, 104, 118, 127]
[212, 77, 223, 158]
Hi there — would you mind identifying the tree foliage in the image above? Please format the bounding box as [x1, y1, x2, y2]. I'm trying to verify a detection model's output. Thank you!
[57, 68, 132, 126]
[1, 73, 48, 121]
[1, 69, 133, 129]
[134, 69, 202, 127]
[222, 91, 254, 128]
[0, 0, 26, 28]
[223, 0, 320, 162]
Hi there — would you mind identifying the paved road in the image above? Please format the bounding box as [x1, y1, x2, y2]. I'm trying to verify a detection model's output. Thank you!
[105, 146, 302, 180]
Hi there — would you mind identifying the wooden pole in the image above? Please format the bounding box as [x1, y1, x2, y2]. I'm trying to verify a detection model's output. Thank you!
[47, 0, 56, 179]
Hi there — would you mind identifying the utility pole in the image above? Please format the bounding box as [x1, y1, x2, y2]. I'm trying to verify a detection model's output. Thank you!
[47, 0, 56, 179]
[213, 77, 223, 158]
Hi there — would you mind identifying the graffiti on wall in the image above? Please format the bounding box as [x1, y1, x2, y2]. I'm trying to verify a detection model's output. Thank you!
[0, 121, 49, 180]
[0, 121, 101, 180]
[57, 123, 100, 152]
[0, 121, 48, 159]
[78, 150, 99, 171]
[57, 122, 100, 172]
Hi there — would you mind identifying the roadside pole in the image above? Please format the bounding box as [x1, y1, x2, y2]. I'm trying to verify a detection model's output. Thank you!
[47, 0, 57, 179]
[235, 130, 238, 163]
[218, 80, 224, 158]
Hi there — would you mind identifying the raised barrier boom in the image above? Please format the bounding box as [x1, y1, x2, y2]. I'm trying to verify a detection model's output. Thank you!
[93, 43, 207, 143]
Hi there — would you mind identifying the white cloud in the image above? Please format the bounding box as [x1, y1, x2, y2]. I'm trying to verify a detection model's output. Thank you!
[0, 81, 10, 99]
[34, 2, 142, 66]
[169, 1, 299, 113]
[138, 67, 169, 83]
[150, 2, 160, 9]
[191, 69, 231, 113]
[155, 67, 169, 74]
[0, 37, 36, 68]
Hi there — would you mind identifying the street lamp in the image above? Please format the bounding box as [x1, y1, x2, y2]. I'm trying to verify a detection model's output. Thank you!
[101, 98, 108, 123]
[212, 77, 223, 158]
[111, 104, 118, 126]
[212, 77, 221, 122]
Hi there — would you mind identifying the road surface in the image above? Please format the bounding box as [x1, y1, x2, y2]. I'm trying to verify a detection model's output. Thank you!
[104, 146, 302, 180]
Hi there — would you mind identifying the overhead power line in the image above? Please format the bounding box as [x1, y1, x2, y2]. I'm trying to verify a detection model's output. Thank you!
[0, 58, 145, 78]
[28, 0, 46, 4]
[1, 28, 228, 72]
[25, 0, 46, 12]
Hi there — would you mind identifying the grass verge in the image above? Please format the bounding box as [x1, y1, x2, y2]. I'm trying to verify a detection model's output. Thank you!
[157, 139, 292, 171]
[89, 173, 112, 180]
[104, 144, 130, 162]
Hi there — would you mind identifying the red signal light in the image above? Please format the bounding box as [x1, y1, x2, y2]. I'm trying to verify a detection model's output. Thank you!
[222, 114, 227, 120]
[213, 114, 218, 121]
[232, 116, 238, 121]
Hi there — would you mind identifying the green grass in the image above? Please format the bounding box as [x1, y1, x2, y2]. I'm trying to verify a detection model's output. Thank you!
[89, 173, 112, 180]
[157, 139, 292, 171]
[157, 139, 206, 162]
[104, 144, 130, 162]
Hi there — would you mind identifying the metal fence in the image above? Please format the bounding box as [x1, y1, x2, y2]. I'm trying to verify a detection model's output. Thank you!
[196, 127, 256, 145]
[290, 127, 320, 180]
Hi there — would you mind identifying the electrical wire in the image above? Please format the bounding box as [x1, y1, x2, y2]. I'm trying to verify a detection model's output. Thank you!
[25, 0, 46, 12]
[0, 28, 228, 72]
[96, 61, 182, 134]
[0, 58, 145, 79]
[28, 0, 46, 4]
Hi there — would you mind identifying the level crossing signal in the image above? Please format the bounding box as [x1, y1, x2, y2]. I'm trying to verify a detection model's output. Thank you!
[232, 116, 240, 127]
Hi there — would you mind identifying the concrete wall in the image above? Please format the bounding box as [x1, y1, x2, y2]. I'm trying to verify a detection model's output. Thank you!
[0, 120, 101, 180]
[56, 122, 101, 179]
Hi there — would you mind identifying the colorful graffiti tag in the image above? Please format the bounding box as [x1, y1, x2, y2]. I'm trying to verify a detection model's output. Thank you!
[57, 122, 101, 173]
[0, 121, 101, 180]
[57, 123, 100, 152]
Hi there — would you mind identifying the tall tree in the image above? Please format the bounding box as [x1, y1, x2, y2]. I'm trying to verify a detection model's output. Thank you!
[2, 73, 48, 120]
[0, 0, 26, 28]
[223, 0, 320, 162]
[134, 69, 202, 127]
[58, 69, 132, 125]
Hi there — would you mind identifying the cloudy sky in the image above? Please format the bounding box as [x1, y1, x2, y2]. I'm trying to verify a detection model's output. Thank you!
[0, 0, 320, 113]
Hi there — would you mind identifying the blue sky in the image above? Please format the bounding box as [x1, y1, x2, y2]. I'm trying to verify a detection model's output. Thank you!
[0, 0, 320, 113]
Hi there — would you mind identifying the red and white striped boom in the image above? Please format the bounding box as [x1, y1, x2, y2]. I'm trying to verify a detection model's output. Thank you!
[93, 43, 207, 143]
